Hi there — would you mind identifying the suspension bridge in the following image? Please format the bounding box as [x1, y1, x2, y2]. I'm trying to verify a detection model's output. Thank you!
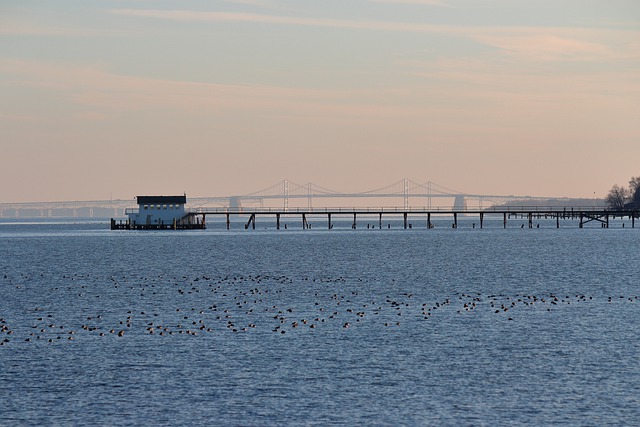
[1, 179, 595, 218]
[190, 179, 527, 211]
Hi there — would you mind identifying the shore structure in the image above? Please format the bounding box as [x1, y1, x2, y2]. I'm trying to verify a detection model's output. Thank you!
[110, 195, 205, 230]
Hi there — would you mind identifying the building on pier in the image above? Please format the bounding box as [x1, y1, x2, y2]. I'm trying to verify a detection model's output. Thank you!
[111, 195, 205, 230]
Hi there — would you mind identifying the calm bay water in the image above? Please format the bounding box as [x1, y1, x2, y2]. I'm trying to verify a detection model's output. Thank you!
[1, 218, 639, 425]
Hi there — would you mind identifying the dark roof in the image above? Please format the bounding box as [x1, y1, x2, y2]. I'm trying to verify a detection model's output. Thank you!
[137, 195, 187, 205]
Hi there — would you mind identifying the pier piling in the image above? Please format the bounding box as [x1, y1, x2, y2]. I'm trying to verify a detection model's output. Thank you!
[245, 214, 256, 230]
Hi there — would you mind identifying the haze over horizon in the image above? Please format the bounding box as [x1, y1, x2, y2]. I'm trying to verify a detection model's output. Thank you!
[2, 1, 639, 204]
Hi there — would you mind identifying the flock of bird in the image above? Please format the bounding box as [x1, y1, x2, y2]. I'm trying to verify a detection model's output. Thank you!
[1, 272, 638, 346]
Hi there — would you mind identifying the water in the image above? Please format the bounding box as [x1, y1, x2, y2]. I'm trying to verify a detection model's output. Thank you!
[1, 219, 639, 425]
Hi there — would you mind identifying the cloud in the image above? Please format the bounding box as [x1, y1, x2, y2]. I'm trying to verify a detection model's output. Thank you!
[369, 0, 447, 5]
[0, 112, 37, 122]
[0, 22, 84, 36]
[476, 34, 613, 61]
[109, 9, 455, 33]
[109, 8, 639, 63]
[0, 20, 136, 37]
[221, 0, 278, 7]
[0, 58, 428, 124]
[5, 53, 637, 144]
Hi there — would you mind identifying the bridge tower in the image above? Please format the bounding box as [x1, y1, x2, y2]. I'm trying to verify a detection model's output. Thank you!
[403, 178, 409, 210]
[283, 180, 289, 212]
[229, 196, 242, 211]
[453, 195, 467, 211]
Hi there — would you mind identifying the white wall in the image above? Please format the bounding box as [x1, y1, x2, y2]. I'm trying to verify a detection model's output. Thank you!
[129, 203, 186, 225]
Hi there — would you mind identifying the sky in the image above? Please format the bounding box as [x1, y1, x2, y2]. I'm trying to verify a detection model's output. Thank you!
[1, 0, 639, 203]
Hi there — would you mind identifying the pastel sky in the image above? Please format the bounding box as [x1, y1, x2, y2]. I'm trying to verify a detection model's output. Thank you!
[1, 0, 639, 202]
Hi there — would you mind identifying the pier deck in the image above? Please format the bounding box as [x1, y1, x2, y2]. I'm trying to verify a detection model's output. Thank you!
[184, 207, 639, 230]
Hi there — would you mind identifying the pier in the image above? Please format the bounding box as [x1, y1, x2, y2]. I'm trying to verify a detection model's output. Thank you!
[182, 207, 638, 230]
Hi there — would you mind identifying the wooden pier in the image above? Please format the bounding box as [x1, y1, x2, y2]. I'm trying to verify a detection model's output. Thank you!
[185, 207, 639, 230]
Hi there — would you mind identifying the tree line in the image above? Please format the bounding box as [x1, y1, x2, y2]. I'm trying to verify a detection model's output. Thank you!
[606, 176, 640, 209]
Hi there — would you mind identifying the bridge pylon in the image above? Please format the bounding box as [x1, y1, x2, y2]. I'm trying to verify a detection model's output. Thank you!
[453, 195, 467, 211]
[284, 180, 289, 212]
[403, 178, 409, 210]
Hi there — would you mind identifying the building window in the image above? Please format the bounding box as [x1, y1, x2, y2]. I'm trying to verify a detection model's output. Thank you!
[163, 204, 167, 209]
[143, 205, 149, 210]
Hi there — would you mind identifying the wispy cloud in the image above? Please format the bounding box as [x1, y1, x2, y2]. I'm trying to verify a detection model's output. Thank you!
[0, 59, 426, 124]
[109, 9, 638, 63]
[0, 112, 37, 122]
[368, 0, 447, 5]
[0, 20, 136, 37]
[477, 34, 612, 61]
[222, 0, 279, 7]
[4, 55, 637, 135]
[109, 9, 451, 33]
